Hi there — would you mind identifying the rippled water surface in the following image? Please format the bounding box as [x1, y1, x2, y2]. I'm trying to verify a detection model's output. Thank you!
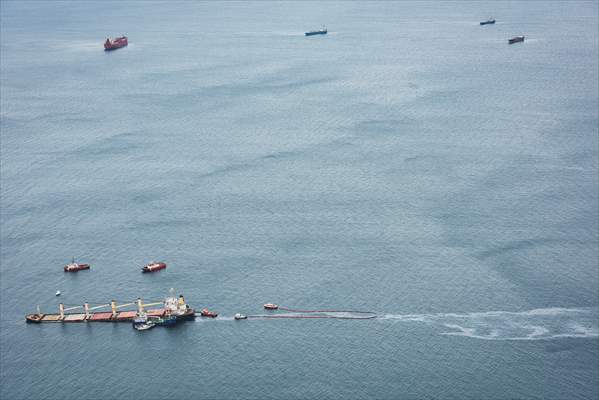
[1, 1, 598, 399]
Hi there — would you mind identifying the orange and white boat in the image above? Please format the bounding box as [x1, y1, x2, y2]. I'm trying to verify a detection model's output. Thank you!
[263, 303, 279, 310]
[64, 258, 90, 272]
[200, 308, 218, 318]
[141, 262, 166, 273]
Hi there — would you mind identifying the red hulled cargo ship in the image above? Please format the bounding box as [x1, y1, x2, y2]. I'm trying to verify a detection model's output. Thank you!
[104, 36, 128, 51]
[26, 294, 196, 323]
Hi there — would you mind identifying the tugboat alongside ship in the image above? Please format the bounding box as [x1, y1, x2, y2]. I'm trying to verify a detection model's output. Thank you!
[200, 308, 218, 318]
[133, 312, 177, 330]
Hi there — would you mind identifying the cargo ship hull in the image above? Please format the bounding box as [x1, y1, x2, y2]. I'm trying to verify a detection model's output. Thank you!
[26, 308, 195, 323]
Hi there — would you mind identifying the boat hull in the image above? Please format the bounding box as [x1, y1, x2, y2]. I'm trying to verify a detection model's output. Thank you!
[104, 37, 128, 51]
[305, 30, 327, 36]
[200, 308, 218, 318]
[509, 36, 525, 44]
[64, 264, 90, 272]
[142, 262, 167, 273]
[133, 322, 155, 331]
[480, 20, 495, 25]
[104, 45, 127, 51]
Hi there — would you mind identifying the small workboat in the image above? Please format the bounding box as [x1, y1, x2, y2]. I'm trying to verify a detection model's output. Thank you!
[142, 262, 167, 273]
[104, 36, 128, 51]
[508, 35, 525, 44]
[200, 308, 218, 318]
[64, 258, 90, 272]
[305, 26, 327, 36]
[480, 18, 495, 25]
[234, 313, 247, 320]
[55, 291, 61, 296]
[133, 322, 156, 331]
[263, 303, 279, 310]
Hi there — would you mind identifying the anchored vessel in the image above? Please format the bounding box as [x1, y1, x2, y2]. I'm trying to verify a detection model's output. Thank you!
[508, 35, 525, 44]
[142, 262, 166, 273]
[104, 36, 128, 51]
[64, 259, 90, 272]
[305, 26, 327, 36]
[480, 18, 495, 25]
[26, 293, 195, 323]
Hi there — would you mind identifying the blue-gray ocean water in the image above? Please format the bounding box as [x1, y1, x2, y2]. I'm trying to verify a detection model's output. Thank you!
[1, 1, 598, 399]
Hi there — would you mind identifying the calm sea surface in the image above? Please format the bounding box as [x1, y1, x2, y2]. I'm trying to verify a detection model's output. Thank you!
[1, 1, 598, 399]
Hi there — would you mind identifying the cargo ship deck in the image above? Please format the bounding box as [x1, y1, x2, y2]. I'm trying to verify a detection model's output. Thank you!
[26, 294, 195, 323]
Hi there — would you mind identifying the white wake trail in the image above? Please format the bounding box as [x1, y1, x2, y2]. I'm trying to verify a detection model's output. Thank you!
[380, 307, 599, 341]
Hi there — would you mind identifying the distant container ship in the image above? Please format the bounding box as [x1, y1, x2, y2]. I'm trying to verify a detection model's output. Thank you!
[305, 26, 327, 36]
[104, 36, 128, 51]
[508, 35, 525, 44]
[480, 18, 495, 25]
[142, 262, 166, 273]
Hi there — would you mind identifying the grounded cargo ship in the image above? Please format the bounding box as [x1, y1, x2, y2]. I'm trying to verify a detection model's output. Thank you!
[104, 36, 128, 51]
[64, 259, 90, 272]
[305, 27, 327, 36]
[26, 294, 195, 323]
[480, 18, 495, 25]
[142, 262, 166, 273]
[508, 35, 525, 44]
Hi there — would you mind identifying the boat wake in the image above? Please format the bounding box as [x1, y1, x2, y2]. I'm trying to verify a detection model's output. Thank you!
[53, 41, 100, 52]
[380, 307, 599, 341]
